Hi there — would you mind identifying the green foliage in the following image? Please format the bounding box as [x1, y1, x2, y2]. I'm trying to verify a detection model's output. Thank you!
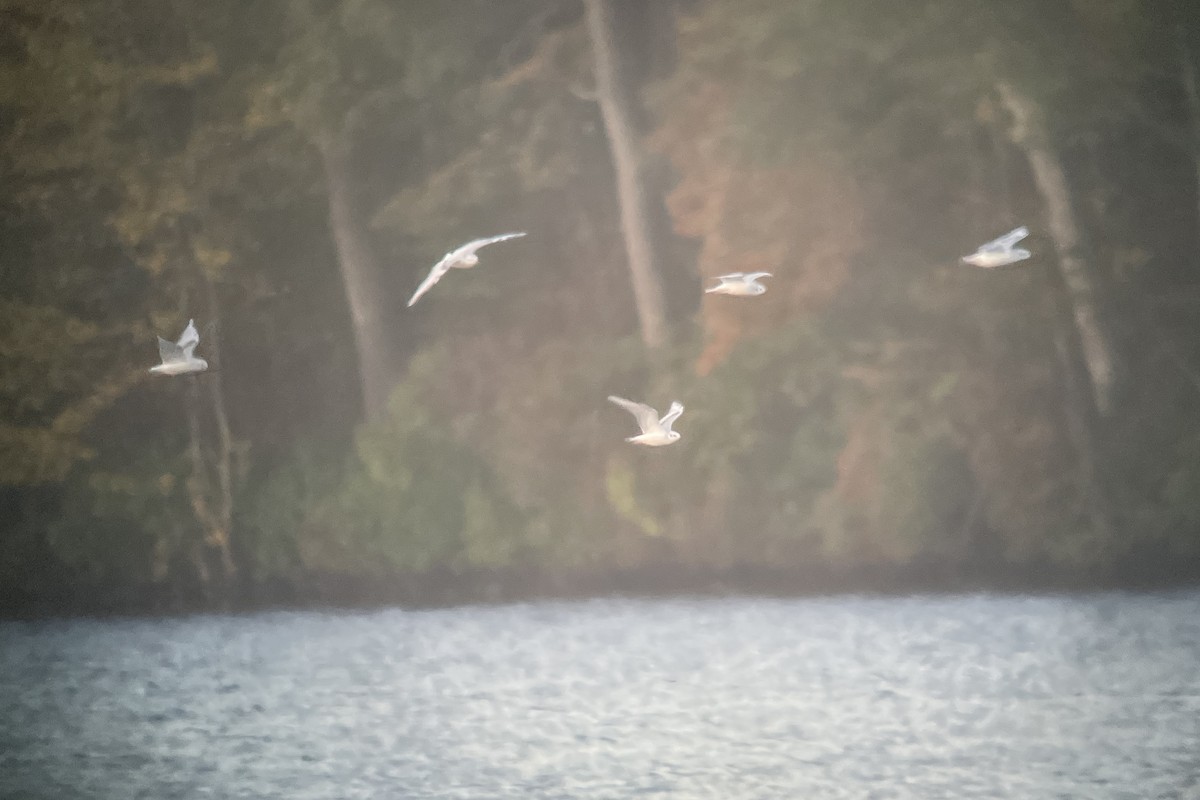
[2, 0, 1199, 610]
[44, 455, 187, 585]
[880, 431, 975, 562]
[265, 383, 529, 576]
[605, 458, 662, 537]
[239, 443, 341, 580]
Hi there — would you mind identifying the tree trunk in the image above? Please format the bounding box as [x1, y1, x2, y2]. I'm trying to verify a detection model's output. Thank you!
[201, 279, 236, 577]
[184, 377, 233, 597]
[994, 82, 1116, 544]
[1050, 321, 1115, 544]
[318, 131, 396, 419]
[1178, 27, 1200, 238]
[173, 276, 240, 604]
[583, 0, 668, 349]
[996, 82, 1116, 417]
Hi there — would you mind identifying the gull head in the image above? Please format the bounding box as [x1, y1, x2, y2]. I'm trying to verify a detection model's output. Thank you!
[461, 252, 480, 267]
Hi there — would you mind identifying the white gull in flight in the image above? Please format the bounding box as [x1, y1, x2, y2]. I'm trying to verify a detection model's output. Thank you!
[150, 319, 208, 376]
[607, 395, 684, 447]
[407, 232, 527, 307]
[705, 272, 772, 296]
[961, 226, 1031, 268]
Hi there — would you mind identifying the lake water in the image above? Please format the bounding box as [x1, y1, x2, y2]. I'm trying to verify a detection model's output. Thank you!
[2, 592, 1199, 799]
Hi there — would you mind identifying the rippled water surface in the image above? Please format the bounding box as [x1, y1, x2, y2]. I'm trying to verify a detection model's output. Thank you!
[2, 592, 1200, 799]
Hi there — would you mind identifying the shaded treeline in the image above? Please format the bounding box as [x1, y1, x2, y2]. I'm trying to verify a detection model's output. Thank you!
[2, 0, 1200, 616]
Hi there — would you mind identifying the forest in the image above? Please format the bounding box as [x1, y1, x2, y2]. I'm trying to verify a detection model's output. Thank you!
[2, 0, 1200, 615]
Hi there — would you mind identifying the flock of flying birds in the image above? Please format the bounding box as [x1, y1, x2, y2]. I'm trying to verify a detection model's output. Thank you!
[150, 225, 1033, 445]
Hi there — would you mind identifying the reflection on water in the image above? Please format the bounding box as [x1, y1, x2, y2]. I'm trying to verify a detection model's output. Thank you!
[2, 592, 1199, 799]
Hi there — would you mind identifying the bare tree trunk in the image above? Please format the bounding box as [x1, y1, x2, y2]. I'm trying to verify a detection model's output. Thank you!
[318, 131, 396, 419]
[1178, 26, 1200, 237]
[994, 82, 1116, 543]
[201, 279, 236, 580]
[170, 275, 239, 601]
[996, 81, 1116, 417]
[183, 425, 234, 584]
[184, 379, 230, 594]
[584, 0, 668, 349]
[1050, 323, 1115, 543]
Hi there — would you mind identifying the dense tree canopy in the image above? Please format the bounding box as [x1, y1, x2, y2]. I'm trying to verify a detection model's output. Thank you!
[1, 0, 1198, 613]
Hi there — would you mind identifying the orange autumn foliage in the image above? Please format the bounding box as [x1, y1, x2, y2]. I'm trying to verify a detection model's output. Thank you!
[651, 82, 866, 375]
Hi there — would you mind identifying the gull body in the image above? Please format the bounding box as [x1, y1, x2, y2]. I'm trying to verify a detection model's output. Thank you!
[962, 226, 1031, 268]
[607, 395, 684, 447]
[150, 319, 208, 376]
[705, 272, 772, 296]
[407, 232, 527, 307]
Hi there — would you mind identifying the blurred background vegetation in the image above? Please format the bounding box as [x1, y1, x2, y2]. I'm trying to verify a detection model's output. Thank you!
[2, 0, 1200, 614]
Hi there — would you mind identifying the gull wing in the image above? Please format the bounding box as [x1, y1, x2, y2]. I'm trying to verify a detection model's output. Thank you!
[981, 226, 1029, 252]
[407, 255, 455, 307]
[177, 319, 199, 349]
[742, 272, 772, 282]
[608, 395, 661, 435]
[705, 273, 743, 292]
[177, 319, 201, 359]
[451, 231, 527, 261]
[157, 336, 183, 364]
[408, 233, 526, 307]
[658, 401, 684, 433]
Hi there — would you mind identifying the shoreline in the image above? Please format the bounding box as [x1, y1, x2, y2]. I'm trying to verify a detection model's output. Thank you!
[4, 554, 1199, 622]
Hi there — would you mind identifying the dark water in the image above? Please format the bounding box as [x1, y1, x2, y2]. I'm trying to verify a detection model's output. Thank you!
[2, 593, 1199, 799]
